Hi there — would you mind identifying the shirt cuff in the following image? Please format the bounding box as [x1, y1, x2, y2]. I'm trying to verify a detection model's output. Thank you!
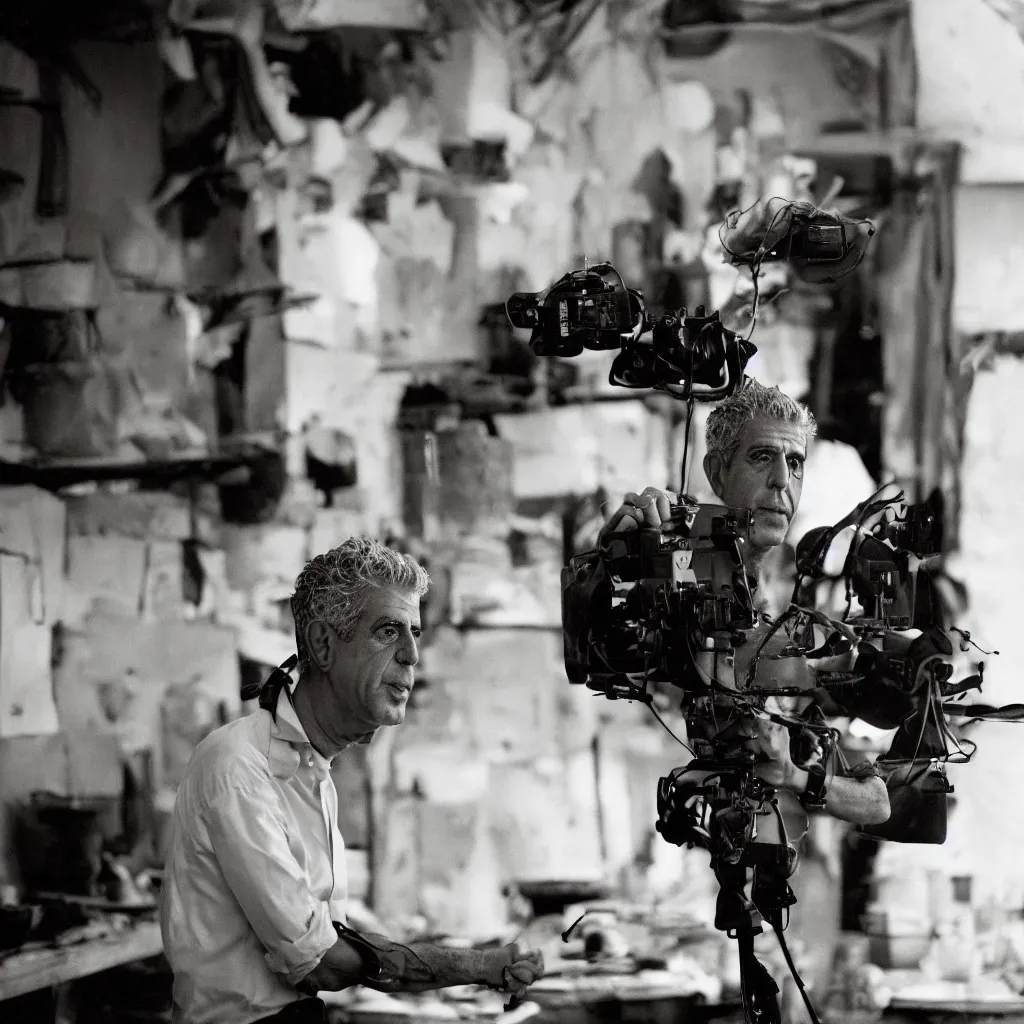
[265, 902, 338, 985]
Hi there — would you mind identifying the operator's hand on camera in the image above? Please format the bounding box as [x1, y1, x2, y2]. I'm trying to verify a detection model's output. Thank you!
[600, 487, 675, 542]
[750, 717, 806, 793]
[482, 943, 545, 997]
[858, 503, 900, 539]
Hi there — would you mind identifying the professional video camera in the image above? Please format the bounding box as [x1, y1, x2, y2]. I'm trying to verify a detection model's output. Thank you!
[505, 199, 874, 403]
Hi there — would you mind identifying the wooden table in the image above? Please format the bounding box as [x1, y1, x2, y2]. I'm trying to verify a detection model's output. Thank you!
[0, 919, 164, 1003]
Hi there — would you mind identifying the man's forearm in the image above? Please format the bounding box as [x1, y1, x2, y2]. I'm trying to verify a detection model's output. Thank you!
[823, 775, 889, 825]
[300, 934, 497, 994]
[784, 768, 889, 826]
[361, 935, 497, 992]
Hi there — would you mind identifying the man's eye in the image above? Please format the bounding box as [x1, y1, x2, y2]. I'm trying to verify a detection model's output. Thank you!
[378, 626, 399, 642]
[788, 458, 804, 475]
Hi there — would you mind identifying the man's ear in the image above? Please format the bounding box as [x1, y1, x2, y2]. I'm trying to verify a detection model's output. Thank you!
[305, 619, 334, 671]
[703, 452, 726, 500]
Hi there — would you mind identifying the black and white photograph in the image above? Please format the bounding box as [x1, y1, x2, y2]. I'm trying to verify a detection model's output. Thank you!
[0, 4, 1022, 1024]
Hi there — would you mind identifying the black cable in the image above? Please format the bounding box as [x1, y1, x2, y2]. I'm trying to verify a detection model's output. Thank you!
[647, 701, 695, 756]
[770, 917, 822, 1024]
[733, 539, 757, 615]
[680, 398, 695, 493]
[949, 626, 999, 657]
[840, 489, 905, 622]
[742, 268, 761, 343]
[742, 604, 803, 689]
[718, 197, 793, 343]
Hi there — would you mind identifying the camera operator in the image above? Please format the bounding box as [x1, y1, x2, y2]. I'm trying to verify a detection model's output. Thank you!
[602, 380, 890, 828]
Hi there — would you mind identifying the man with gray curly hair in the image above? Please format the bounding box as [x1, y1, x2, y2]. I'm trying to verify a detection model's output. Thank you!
[288, 537, 432, 743]
[608, 379, 816, 574]
[162, 537, 544, 1024]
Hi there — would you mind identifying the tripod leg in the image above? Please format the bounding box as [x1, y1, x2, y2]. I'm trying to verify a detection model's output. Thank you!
[750, 859, 823, 1024]
[736, 926, 781, 1024]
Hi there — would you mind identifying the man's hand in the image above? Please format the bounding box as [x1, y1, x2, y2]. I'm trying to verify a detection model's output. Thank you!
[483, 937, 548, 995]
[600, 487, 676, 541]
[749, 717, 807, 793]
[483, 943, 545, 997]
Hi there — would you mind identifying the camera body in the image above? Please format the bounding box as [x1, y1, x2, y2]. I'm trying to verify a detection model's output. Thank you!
[504, 203, 875, 407]
[562, 502, 755, 698]
[506, 263, 639, 357]
[507, 262, 757, 402]
[564, 488, 977, 850]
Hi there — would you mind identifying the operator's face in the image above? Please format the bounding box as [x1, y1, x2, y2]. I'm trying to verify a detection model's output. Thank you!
[314, 586, 422, 734]
[704, 417, 806, 556]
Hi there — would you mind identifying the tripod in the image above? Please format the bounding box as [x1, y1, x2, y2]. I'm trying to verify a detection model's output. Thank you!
[657, 758, 820, 1024]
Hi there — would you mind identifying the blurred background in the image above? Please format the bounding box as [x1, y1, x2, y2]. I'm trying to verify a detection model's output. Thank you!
[0, 2, 1023, 1023]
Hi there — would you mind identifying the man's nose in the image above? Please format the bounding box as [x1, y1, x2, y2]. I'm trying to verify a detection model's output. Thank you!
[767, 454, 790, 490]
[397, 632, 419, 667]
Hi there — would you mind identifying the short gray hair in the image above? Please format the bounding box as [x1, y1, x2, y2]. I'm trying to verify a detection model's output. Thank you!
[291, 537, 430, 671]
[705, 379, 817, 465]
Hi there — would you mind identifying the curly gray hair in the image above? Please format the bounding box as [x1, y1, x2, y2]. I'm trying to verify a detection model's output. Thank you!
[706, 379, 817, 465]
[291, 537, 431, 672]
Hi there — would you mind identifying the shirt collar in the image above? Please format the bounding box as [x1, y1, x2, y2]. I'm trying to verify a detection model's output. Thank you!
[267, 682, 333, 779]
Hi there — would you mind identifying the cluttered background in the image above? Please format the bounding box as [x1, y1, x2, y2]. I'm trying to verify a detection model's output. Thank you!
[1, 1, 1024, 1023]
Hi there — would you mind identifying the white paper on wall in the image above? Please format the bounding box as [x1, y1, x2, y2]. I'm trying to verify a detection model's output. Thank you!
[466, 101, 535, 162]
[310, 117, 350, 177]
[54, 613, 240, 787]
[494, 401, 671, 500]
[282, 296, 337, 349]
[334, 216, 381, 306]
[280, 213, 379, 345]
[955, 187, 1024, 333]
[0, 554, 59, 737]
[273, 0, 424, 32]
[66, 534, 147, 617]
[284, 348, 407, 528]
[0, 485, 66, 625]
[363, 95, 412, 152]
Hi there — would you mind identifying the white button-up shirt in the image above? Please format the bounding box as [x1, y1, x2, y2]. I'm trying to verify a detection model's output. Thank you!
[160, 684, 347, 1024]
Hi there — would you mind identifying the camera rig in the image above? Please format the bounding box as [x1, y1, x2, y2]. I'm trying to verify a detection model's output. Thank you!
[560, 487, 1011, 1024]
[505, 200, 875, 404]
[563, 497, 836, 1024]
[507, 201, 1017, 1024]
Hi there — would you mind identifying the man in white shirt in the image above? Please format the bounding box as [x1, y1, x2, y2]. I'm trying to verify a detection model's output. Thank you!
[161, 537, 544, 1024]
